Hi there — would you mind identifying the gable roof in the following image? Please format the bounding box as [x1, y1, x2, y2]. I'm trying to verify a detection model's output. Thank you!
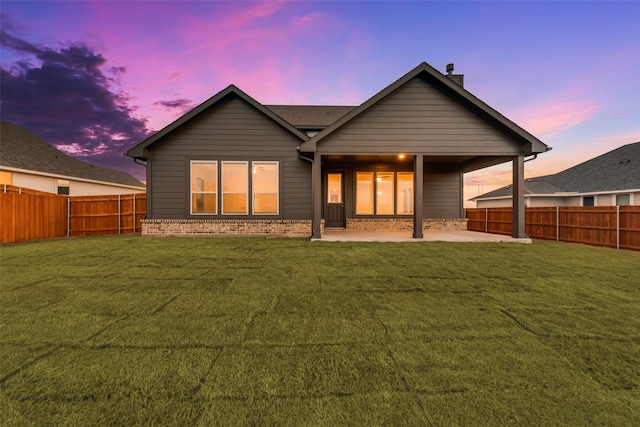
[265, 105, 356, 129]
[297, 62, 549, 154]
[0, 121, 145, 188]
[471, 142, 640, 200]
[127, 85, 309, 160]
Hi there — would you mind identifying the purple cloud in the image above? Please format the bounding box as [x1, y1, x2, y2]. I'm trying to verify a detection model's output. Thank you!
[0, 24, 149, 180]
[154, 98, 195, 114]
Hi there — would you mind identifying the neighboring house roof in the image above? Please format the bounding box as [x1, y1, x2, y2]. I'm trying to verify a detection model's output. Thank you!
[471, 142, 640, 200]
[0, 121, 145, 188]
[298, 62, 549, 154]
[127, 85, 309, 160]
[265, 105, 356, 129]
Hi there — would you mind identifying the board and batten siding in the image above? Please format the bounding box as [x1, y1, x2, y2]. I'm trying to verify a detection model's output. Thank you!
[148, 96, 311, 219]
[316, 78, 524, 156]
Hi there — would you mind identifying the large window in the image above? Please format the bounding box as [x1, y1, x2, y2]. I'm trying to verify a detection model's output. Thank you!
[191, 161, 217, 214]
[356, 171, 414, 215]
[222, 161, 248, 214]
[252, 161, 279, 214]
[191, 160, 278, 216]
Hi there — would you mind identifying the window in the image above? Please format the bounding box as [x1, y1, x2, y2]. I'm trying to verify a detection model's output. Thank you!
[397, 172, 414, 214]
[356, 171, 414, 215]
[356, 172, 374, 215]
[327, 173, 342, 203]
[252, 161, 278, 214]
[191, 161, 217, 214]
[376, 172, 394, 214]
[616, 194, 630, 206]
[57, 179, 70, 195]
[0, 171, 12, 185]
[222, 162, 248, 214]
[583, 196, 594, 206]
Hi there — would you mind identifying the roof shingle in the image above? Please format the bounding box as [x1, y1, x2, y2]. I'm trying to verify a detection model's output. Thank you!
[472, 142, 640, 200]
[0, 121, 144, 188]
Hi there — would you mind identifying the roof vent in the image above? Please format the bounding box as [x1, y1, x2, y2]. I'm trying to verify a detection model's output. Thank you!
[446, 63, 455, 75]
[445, 63, 464, 87]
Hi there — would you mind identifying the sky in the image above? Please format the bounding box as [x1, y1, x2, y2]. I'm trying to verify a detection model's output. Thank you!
[1, 1, 639, 207]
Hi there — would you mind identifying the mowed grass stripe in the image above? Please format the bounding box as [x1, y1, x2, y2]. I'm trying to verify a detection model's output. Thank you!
[1, 235, 639, 425]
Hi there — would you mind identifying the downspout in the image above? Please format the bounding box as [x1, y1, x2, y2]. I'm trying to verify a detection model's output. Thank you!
[525, 146, 553, 163]
[296, 146, 314, 164]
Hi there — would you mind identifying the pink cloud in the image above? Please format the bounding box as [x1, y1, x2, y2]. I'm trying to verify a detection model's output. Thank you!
[515, 99, 602, 138]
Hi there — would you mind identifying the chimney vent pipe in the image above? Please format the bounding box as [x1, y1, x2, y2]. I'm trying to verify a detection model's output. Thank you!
[446, 63, 454, 75]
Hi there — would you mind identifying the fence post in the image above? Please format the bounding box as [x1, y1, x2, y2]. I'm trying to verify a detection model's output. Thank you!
[616, 206, 620, 250]
[485, 208, 488, 233]
[556, 206, 560, 242]
[133, 194, 136, 233]
[67, 198, 71, 237]
[118, 194, 122, 235]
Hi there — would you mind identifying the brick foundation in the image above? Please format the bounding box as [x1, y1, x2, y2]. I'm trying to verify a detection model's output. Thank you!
[141, 218, 467, 237]
[347, 218, 468, 232]
[141, 219, 312, 237]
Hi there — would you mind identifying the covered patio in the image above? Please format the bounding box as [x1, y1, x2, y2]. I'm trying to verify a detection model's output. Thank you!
[315, 229, 532, 243]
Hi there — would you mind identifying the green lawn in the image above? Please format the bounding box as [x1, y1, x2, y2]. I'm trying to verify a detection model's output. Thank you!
[1, 236, 639, 426]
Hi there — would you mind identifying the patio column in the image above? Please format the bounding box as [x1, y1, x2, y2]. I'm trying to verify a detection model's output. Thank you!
[413, 154, 424, 238]
[312, 152, 322, 238]
[512, 154, 526, 238]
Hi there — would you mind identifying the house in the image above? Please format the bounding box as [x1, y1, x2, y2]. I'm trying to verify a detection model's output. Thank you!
[126, 62, 550, 239]
[470, 142, 640, 208]
[0, 121, 145, 196]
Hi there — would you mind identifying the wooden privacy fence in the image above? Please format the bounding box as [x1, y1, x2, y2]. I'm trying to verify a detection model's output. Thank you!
[1, 185, 146, 244]
[466, 206, 640, 251]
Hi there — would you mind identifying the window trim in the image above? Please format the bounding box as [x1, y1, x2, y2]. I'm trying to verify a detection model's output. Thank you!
[252, 161, 279, 215]
[190, 160, 218, 215]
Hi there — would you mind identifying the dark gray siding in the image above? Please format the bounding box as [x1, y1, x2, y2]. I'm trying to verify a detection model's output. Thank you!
[317, 78, 523, 156]
[149, 96, 310, 219]
[423, 169, 462, 218]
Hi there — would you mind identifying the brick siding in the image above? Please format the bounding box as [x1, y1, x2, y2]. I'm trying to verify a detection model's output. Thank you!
[142, 219, 312, 237]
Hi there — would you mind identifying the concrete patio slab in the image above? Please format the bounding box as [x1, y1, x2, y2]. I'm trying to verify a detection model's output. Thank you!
[314, 230, 532, 243]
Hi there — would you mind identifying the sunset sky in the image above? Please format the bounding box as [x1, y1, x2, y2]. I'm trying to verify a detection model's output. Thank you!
[2, 1, 639, 206]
